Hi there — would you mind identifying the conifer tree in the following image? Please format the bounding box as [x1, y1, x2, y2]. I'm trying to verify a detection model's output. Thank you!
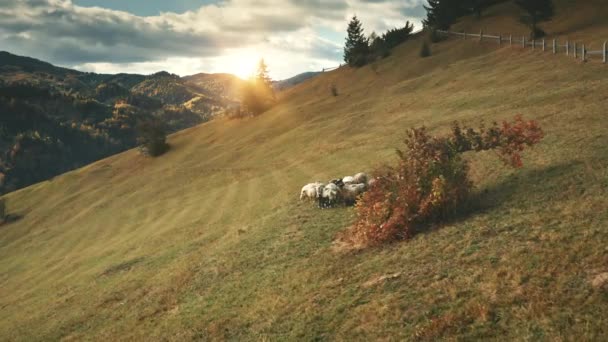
[343, 16, 369, 67]
[423, 0, 453, 30]
[515, 0, 554, 39]
[423, 0, 466, 30]
[255, 59, 273, 90]
[241, 58, 275, 116]
[466, 0, 491, 18]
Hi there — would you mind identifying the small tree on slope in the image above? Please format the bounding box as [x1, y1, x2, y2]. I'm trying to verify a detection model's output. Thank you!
[515, 0, 555, 39]
[241, 58, 275, 116]
[136, 118, 169, 157]
[344, 16, 370, 67]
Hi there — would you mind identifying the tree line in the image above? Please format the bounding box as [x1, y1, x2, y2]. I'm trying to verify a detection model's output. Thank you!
[344, 0, 555, 67]
[424, 0, 554, 39]
[344, 17, 414, 67]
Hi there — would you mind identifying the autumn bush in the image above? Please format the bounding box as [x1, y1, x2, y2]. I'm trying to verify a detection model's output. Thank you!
[341, 116, 543, 247]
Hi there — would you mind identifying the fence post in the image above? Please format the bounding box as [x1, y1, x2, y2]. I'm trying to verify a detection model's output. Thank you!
[582, 44, 586, 61]
[480, 30, 483, 42]
[553, 39, 556, 54]
[574, 42, 577, 58]
[509, 35, 512, 46]
[532, 39, 536, 50]
[604, 41, 607, 63]
[498, 34, 502, 46]
[463, 31, 466, 40]
[542, 39, 546, 51]
[566, 40, 569, 55]
[522, 36, 526, 48]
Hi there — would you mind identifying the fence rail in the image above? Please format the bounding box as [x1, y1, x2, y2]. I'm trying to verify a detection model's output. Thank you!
[322, 65, 341, 72]
[438, 30, 608, 64]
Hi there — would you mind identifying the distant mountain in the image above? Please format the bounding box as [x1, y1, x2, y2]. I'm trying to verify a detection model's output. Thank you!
[273, 71, 321, 91]
[183, 73, 245, 100]
[0, 51, 74, 75]
[0, 51, 244, 194]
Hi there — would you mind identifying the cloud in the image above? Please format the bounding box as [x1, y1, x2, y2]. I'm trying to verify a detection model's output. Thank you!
[0, 0, 427, 78]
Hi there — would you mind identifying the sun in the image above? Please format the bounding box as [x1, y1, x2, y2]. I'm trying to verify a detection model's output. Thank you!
[221, 50, 260, 79]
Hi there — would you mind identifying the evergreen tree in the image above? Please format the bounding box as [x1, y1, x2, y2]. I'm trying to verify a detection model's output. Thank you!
[466, 0, 491, 18]
[343, 16, 369, 67]
[382, 21, 414, 49]
[423, 0, 462, 30]
[369, 31, 389, 59]
[241, 58, 275, 116]
[515, 0, 554, 39]
[255, 59, 273, 91]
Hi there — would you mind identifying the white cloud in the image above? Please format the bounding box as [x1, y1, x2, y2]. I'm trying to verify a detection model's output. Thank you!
[0, 0, 426, 79]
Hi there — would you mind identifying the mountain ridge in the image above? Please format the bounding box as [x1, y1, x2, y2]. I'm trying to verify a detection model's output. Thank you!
[0, 51, 248, 193]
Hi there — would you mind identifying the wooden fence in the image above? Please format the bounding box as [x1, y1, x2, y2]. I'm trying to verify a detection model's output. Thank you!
[322, 64, 341, 72]
[437, 30, 608, 63]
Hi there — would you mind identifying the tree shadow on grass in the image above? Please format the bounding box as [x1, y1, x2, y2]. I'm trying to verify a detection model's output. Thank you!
[416, 161, 582, 236]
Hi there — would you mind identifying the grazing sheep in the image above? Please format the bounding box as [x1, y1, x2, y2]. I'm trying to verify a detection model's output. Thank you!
[313, 183, 325, 199]
[353, 172, 368, 184]
[319, 183, 341, 208]
[342, 183, 367, 206]
[300, 182, 323, 201]
[330, 178, 345, 188]
[343, 176, 355, 185]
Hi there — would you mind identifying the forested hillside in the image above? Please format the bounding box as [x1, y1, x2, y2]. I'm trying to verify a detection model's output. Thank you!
[0, 52, 246, 193]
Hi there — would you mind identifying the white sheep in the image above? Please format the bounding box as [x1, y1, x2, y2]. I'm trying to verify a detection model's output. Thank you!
[353, 172, 368, 184]
[300, 182, 324, 201]
[342, 176, 355, 184]
[367, 177, 378, 188]
[320, 183, 340, 208]
[342, 183, 367, 205]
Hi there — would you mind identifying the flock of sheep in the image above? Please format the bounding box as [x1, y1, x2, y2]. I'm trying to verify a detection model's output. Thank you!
[300, 172, 376, 208]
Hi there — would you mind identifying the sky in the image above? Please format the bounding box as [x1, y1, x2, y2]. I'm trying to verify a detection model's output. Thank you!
[0, 0, 427, 80]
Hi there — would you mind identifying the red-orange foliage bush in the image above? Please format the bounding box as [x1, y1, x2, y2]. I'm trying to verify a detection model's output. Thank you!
[342, 116, 543, 247]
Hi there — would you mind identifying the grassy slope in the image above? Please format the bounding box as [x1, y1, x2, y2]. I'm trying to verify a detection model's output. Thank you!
[1, 1, 608, 340]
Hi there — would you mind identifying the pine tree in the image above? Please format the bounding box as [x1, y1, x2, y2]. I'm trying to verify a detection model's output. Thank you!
[344, 16, 369, 67]
[466, 0, 491, 19]
[423, 0, 461, 30]
[515, 0, 554, 39]
[241, 58, 275, 116]
[382, 21, 414, 50]
[255, 59, 272, 89]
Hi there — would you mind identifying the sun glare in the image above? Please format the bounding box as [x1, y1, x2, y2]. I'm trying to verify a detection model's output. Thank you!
[221, 51, 260, 80]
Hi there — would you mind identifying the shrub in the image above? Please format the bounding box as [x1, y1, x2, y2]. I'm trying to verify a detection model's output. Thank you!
[136, 118, 169, 157]
[420, 40, 432, 58]
[331, 84, 339, 97]
[340, 116, 543, 247]
[225, 105, 248, 120]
